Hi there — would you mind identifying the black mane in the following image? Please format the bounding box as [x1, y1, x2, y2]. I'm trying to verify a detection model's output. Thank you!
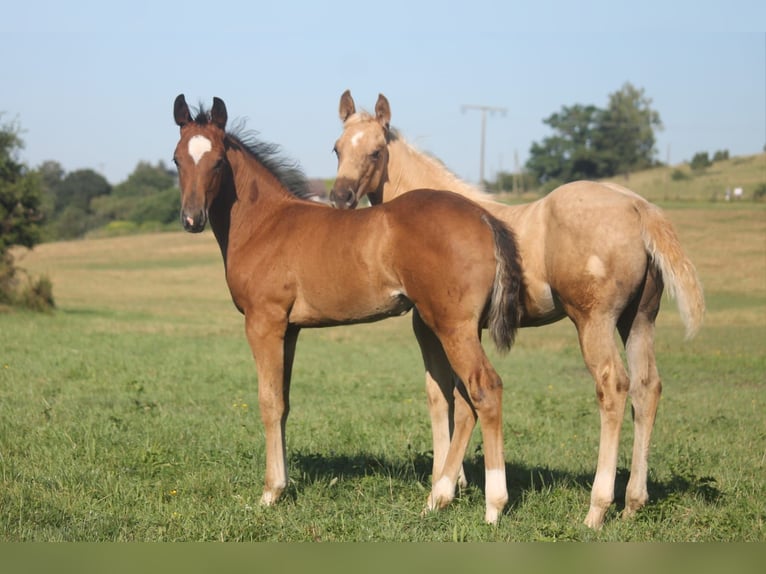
[192, 104, 312, 200]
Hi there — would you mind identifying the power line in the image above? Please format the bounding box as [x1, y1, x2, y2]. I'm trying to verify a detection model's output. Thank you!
[462, 104, 506, 186]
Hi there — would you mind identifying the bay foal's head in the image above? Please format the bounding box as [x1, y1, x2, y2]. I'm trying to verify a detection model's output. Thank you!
[173, 94, 229, 232]
[330, 90, 391, 209]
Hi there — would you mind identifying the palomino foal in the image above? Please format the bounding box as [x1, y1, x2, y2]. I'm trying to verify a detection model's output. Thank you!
[330, 90, 705, 529]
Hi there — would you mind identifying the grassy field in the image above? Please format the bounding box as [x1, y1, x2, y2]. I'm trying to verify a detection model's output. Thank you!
[1, 199, 764, 541]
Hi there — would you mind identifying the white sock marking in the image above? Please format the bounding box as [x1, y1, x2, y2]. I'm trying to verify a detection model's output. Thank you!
[484, 468, 507, 524]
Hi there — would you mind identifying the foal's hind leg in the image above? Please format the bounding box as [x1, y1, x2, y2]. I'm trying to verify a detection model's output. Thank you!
[617, 268, 663, 518]
[574, 314, 630, 529]
[412, 312, 468, 488]
[426, 332, 508, 524]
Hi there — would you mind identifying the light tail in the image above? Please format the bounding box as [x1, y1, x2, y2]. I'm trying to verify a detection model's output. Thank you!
[638, 202, 705, 339]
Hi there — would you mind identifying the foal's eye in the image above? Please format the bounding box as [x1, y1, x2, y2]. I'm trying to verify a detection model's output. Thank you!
[213, 159, 224, 170]
[332, 146, 339, 158]
[172, 156, 179, 167]
[370, 150, 381, 161]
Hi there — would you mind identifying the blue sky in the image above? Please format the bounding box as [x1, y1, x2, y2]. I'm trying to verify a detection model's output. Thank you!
[3, 0, 765, 184]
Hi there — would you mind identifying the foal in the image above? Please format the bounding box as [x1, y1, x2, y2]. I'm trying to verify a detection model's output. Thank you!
[330, 90, 706, 528]
[172, 94, 523, 523]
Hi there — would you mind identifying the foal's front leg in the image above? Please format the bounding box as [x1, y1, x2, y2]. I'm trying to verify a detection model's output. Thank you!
[245, 315, 299, 506]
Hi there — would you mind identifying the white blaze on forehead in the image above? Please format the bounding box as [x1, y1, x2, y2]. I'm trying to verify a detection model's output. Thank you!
[350, 131, 365, 148]
[188, 135, 212, 165]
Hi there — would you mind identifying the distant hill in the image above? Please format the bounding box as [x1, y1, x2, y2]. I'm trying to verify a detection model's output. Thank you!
[611, 152, 766, 202]
[497, 152, 766, 204]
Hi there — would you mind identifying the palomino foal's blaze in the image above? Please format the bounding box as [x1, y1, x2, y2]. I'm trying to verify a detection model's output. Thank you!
[171, 94, 524, 524]
[330, 90, 706, 529]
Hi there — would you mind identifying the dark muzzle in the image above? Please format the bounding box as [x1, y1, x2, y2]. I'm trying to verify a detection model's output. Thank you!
[180, 209, 207, 233]
[329, 184, 358, 209]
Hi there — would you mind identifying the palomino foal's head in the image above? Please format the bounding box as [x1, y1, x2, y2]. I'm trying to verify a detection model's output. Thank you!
[330, 90, 391, 209]
[173, 94, 229, 232]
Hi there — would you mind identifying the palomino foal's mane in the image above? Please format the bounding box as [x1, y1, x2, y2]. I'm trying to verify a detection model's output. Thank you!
[347, 110, 491, 203]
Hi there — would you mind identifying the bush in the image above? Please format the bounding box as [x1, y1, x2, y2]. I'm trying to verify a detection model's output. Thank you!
[713, 149, 730, 162]
[671, 168, 690, 181]
[0, 251, 54, 311]
[690, 152, 712, 172]
[18, 274, 55, 312]
[0, 252, 15, 305]
[753, 183, 766, 202]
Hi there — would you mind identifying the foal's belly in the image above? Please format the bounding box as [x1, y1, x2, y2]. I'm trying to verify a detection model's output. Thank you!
[288, 289, 413, 328]
[519, 281, 566, 327]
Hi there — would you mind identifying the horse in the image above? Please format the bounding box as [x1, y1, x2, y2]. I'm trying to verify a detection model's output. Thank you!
[171, 94, 525, 524]
[329, 90, 706, 529]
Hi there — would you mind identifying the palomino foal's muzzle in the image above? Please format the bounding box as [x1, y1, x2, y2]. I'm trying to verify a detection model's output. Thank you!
[329, 182, 358, 210]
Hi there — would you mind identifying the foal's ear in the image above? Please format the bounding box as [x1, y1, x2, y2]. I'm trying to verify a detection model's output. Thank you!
[211, 97, 228, 130]
[210, 97, 229, 130]
[339, 89, 356, 123]
[375, 94, 391, 131]
[174, 94, 192, 127]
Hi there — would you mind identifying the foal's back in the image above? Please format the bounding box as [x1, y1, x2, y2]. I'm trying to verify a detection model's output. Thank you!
[248, 188, 504, 328]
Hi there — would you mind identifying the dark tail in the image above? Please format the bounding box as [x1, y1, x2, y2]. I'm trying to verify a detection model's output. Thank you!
[482, 213, 523, 353]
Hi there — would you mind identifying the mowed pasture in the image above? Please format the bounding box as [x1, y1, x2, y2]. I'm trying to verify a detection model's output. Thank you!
[1, 202, 764, 541]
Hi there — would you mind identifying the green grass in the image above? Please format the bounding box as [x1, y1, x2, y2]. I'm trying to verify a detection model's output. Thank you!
[1, 204, 764, 541]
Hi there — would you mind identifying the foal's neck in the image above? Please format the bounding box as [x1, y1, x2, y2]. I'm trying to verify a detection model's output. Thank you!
[227, 145, 295, 208]
[384, 138, 489, 203]
[208, 146, 293, 266]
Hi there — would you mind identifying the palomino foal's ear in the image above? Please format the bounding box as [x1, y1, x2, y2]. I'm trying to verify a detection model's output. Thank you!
[339, 89, 356, 123]
[174, 94, 192, 127]
[211, 97, 228, 130]
[374, 93, 391, 131]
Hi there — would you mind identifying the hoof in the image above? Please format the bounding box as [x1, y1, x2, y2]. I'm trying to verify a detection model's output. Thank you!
[423, 476, 455, 516]
[260, 490, 278, 507]
[484, 506, 500, 525]
[458, 466, 468, 489]
[583, 505, 607, 530]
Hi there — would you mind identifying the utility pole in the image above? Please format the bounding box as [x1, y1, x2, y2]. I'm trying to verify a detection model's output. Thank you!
[462, 104, 506, 187]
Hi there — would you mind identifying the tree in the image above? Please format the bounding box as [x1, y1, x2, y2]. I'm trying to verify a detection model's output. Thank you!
[52, 168, 111, 214]
[45, 168, 111, 239]
[526, 104, 602, 185]
[1, 117, 43, 254]
[36, 160, 64, 237]
[0, 115, 52, 309]
[91, 161, 179, 226]
[525, 84, 663, 186]
[111, 160, 175, 198]
[37, 160, 180, 239]
[594, 82, 662, 176]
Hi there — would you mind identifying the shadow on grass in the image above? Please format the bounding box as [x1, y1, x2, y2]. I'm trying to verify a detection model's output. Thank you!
[289, 449, 723, 514]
